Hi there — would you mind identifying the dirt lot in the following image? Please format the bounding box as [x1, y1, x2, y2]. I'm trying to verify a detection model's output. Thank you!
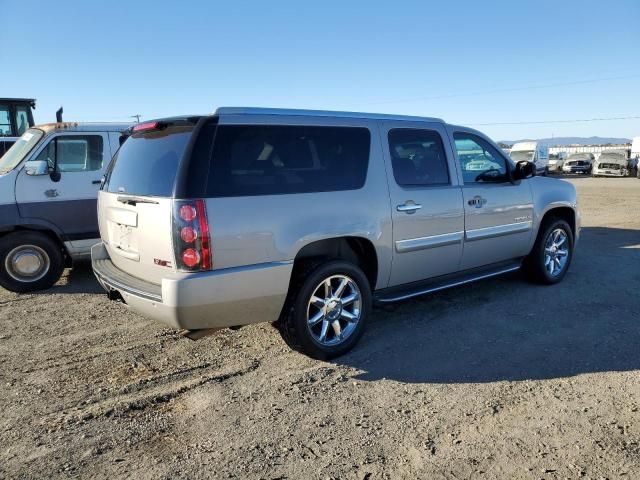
[1, 176, 639, 479]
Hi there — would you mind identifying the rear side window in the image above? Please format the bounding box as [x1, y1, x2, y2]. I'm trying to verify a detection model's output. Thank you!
[206, 125, 370, 197]
[104, 125, 193, 196]
[388, 128, 450, 186]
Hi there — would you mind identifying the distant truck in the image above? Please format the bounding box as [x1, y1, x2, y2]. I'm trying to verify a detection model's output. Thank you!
[632, 137, 640, 178]
[509, 141, 549, 175]
[0, 98, 36, 157]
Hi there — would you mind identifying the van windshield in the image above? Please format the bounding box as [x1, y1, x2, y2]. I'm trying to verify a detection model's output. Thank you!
[0, 128, 44, 174]
[104, 124, 194, 197]
[510, 150, 534, 162]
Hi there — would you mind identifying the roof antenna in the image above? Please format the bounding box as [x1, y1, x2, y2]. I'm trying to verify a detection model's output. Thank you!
[130, 114, 141, 123]
[56, 107, 63, 123]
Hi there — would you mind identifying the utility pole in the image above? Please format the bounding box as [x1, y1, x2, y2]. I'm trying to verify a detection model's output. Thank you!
[130, 114, 141, 123]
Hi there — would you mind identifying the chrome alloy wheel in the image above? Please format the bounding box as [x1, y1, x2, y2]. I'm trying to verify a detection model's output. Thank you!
[5, 245, 50, 283]
[306, 275, 362, 346]
[544, 228, 569, 277]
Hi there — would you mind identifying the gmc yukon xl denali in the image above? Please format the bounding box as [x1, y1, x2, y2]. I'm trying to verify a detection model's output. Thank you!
[92, 108, 580, 359]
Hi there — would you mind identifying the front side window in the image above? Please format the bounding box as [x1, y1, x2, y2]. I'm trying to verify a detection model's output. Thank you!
[388, 128, 450, 187]
[207, 125, 370, 197]
[35, 135, 104, 172]
[0, 106, 11, 136]
[454, 132, 508, 183]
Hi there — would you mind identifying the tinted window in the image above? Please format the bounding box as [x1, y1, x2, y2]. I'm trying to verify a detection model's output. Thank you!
[388, 129, 449, 186]
[206, 125, 370, 197]
[104, 125, 193, 196]
[454, 133, 508, 183]
[35, 135, 104, 172]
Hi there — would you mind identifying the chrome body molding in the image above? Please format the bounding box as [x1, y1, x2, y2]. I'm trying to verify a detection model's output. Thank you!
[465, 221, 533, 242]
[395, 231, 464, 253]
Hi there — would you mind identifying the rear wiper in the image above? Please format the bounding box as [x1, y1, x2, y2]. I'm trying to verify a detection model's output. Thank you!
[116, 195, 159, 206]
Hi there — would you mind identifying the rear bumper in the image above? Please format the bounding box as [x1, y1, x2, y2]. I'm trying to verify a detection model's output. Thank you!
[91, 243, 293, 330]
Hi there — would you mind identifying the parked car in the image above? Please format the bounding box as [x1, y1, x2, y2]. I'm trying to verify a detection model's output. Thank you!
[547, 152, 566, 173]
[0, 98, 36, 158]
[562, 153, 594, 174]
[0, 122, 130, 292]
[92, 108, 579, 359]
[510, 141, 549, 175]
[592, 150, 629, 177]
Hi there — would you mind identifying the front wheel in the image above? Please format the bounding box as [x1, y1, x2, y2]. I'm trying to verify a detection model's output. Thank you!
[278, 261, 372, 359]
[523, 218, 574, 285]
[0, 232, 64, 293]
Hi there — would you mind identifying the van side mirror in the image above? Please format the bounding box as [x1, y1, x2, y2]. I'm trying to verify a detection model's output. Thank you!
[24, 160, 49, 176]
[513, 160, 535, 180]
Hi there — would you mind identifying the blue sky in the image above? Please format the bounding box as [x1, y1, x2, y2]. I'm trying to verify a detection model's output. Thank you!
[1, 0, 638, 140]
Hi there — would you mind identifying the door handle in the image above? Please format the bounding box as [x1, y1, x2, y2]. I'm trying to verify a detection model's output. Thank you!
[397, 203, 422, 213]
[468, 196, 487, 208]
[92, 180, 102, 185]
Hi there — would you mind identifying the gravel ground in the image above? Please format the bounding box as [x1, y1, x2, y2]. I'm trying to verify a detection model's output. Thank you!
[1, 176, 639, 479]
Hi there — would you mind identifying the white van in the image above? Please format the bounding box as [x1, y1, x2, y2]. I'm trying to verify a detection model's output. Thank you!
[0, 122, 130, 292]
[509, 141, 549, 175]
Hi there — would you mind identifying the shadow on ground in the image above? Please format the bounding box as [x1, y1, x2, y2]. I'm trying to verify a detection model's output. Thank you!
[36, 261, 104, 295]
[336, 226, 640, 383]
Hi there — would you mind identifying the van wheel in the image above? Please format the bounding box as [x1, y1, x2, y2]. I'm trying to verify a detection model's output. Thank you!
[0, 232, 64, 293]
[522, 218, 573, 285]
[278, 261, 372, 360]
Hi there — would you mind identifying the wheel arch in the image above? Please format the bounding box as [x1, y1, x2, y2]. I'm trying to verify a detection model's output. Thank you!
[290, 236, 379, 290]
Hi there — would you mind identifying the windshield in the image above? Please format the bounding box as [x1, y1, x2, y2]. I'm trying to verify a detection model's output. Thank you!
[0, 128, 44, 174]
[104, 125, 194, 197]
[510, 150, 534, 162]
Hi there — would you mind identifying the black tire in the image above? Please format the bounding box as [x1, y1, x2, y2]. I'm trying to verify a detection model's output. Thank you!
[278, 260, 372, 360]
[0, 232, 64, 293]
[522, 218, 574, 285]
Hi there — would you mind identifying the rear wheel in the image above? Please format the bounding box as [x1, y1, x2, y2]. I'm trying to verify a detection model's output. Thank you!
[278, 261, 371, 359]
[0, 232, 64, 293]
[523, 218, 573, 285]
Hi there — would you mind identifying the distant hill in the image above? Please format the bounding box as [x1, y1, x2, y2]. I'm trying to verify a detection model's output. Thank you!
[500, 136, 631, 147]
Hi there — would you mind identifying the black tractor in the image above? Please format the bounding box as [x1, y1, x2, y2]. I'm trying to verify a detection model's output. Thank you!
[0, 98, 36, 157]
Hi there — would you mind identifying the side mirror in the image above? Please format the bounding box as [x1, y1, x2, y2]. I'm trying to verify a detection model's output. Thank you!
[513, 160, 535, 180]
[24, 160, 49, 176]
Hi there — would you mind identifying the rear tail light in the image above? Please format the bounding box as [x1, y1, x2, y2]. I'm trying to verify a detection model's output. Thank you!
[172, 199, 212, 271]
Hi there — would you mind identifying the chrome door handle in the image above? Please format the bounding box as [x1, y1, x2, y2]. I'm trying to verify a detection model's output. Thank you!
[397, 203, 422, 213]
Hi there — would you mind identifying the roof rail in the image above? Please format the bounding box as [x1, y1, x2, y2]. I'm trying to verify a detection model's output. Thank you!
[214, 107, 444, 123]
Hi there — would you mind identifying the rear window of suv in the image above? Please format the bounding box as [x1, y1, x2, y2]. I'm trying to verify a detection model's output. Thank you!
[206, 125, 370, 197]
[104, 124, 194, 196]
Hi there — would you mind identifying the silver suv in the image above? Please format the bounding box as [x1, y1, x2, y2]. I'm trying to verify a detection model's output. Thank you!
[92, 108, 580, 359]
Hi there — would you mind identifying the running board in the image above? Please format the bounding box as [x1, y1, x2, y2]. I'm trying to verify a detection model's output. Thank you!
[374, 261, 522, 304]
